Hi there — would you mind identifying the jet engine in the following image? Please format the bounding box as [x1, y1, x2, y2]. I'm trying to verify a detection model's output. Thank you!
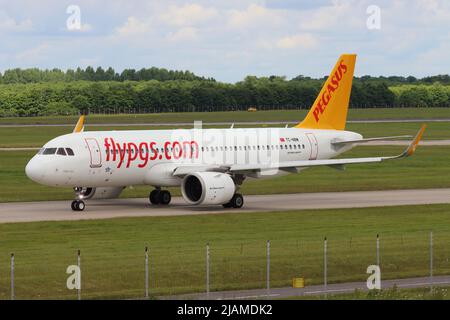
[74, 187, 125, 200]
[181, 172, 235, 205]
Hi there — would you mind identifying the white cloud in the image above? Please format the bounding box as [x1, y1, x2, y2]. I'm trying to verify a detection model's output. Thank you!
[161, 4, 218, 27]
[1, 1, 450, 81]
[276, 33, 318, 49]
[114, 16, 152, 37]
[15, 43, 50, 63]
[0, 11, 33, 32]
[228, 4, 282, 29]
[166, 27, 198, 43]
[298, 0, 360, 31]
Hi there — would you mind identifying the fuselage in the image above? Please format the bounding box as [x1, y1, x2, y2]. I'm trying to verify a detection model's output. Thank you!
[25, 127, 362, 188]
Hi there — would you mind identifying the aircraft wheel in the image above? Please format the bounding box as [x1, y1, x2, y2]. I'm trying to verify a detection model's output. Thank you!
[149, 190, 161, 205]
[160, 190, 171, 205]
[230, 193, 244, 208]
[71, 200, 85, 211]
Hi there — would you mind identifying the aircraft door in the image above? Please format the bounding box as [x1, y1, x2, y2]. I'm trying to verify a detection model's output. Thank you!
[85, 138, 102, 168]
[306, 133, 318, 160]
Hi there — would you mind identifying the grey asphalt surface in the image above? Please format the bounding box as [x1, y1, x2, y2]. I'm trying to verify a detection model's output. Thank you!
[159, 275, 450, 300]
[0, 118, 449, 128]
[1, 188, 449, 224]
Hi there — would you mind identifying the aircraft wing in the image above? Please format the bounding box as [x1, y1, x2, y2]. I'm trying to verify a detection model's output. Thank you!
[230, 125, 426, 173]
[172, 125, 426, 177]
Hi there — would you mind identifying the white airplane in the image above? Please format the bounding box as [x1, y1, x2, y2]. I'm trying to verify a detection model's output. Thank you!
[25, 54, 426, 211]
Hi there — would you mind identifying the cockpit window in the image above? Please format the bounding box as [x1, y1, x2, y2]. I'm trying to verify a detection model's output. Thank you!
[66, 148, 74, 156]
[42, 148, 57, 155]
[57, 148, 67, 156]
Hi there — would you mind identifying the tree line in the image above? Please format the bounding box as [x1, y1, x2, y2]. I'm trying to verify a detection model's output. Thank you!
[0, 68, 449, 117]
[0, 67, 213, 84]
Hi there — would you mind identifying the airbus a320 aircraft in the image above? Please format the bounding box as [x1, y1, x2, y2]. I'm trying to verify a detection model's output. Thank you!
[25, 54, 426, 211]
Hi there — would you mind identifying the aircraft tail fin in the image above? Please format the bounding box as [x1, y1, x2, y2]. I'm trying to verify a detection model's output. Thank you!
[295, 54, 356, 131]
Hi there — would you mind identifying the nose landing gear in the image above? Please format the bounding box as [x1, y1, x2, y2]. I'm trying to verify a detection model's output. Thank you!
[149, 189, 171, 205]
[71, 200, 85, 211]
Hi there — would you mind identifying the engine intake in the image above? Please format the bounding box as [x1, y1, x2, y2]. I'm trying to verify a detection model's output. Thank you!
[181, 172, 235, 205]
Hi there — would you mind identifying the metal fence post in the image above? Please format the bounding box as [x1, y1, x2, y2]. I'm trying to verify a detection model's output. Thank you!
[206, 243, 210, 299]
[145, 246, 149, 299]
[324, 237, 327, 296]
[266, 240, 270, 297]
[430, 231, 433, 294]
[77, 249, 81, 301]
[376, 234, 380, 267]
[10, 253, 14, 300]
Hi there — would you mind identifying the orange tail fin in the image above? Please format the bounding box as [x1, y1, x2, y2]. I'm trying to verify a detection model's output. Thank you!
[295, 54, 356, 130]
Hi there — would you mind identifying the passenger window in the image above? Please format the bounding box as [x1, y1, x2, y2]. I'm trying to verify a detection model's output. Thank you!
[57, 148, 67, 156]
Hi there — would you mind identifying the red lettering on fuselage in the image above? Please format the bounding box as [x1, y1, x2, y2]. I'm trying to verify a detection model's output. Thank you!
[104, 139, 199, 169]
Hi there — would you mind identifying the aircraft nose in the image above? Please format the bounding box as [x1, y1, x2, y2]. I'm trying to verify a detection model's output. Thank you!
[25, 157, 44, 183]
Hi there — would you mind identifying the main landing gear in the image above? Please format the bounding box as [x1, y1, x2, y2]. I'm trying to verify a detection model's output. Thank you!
[222, 193, 244, 209]
[71, 200, 85, 211]
[149, 189, 172, 205]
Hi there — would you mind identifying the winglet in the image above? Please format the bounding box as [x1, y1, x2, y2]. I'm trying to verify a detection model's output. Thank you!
[401, 124, 427, 158]
[73, 115, 85, 133]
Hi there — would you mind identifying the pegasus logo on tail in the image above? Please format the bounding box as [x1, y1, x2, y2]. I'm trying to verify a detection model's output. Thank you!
[313, 60, 348, 122]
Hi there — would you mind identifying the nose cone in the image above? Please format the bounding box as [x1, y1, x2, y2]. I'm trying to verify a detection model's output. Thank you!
[25, 156, 44, 184]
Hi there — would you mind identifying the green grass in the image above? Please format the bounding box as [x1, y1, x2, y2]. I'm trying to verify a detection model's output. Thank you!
[0, 145, 448, 202]
[0, 121, 447, 148]
[1, 204, 450, 299]
[292, 287, 450, 300]
[1, 107, 450, 125]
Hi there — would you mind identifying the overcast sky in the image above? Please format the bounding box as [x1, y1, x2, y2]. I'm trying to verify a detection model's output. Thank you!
[0, 0, 449, 82]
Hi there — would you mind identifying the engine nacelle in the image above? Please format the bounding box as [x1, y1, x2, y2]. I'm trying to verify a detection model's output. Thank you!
[181, 172, 235, 205]
[75, 187, 125, 200]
